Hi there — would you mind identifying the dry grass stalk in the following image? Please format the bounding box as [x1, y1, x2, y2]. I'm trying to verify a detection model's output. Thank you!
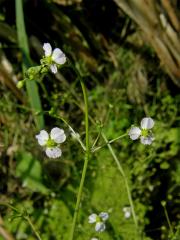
[114, 0, 180, 87]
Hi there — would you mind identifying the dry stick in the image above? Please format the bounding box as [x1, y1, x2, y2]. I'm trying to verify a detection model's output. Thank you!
[161, 0, 179, 31]
[0, 216, 15, 240]
[114, 0, 180, 87]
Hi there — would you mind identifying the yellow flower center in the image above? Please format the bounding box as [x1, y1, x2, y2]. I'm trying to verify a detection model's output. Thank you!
[46, 56, 53, 64]
[96, 216, 101, 223]
[46, 139, 56, 147]
[141, 129, 149, 137]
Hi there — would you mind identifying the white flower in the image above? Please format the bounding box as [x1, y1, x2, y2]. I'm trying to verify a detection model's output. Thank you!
[122, 207, 131, 219]
[91, 238, 98, 240]
[128, 117, 154, 145]
[99, 212, 109, 221]
[88, 212, 109, 232]
[95, 222, 106, 232]
[88, 214, 98, 223]
[43, 43, 66, 74]
[36, 127, 66, 158]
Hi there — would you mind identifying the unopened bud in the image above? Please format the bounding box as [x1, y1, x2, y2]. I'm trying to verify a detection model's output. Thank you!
[17, 80, 25, 88]
[71, 131, 80, 140]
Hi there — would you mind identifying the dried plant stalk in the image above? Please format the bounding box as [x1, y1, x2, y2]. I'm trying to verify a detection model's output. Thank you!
[114, 0, 180, 87]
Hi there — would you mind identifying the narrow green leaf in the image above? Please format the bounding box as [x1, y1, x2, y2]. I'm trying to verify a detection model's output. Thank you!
[16, 151, 49, 194]
[15, 0, 44, 130]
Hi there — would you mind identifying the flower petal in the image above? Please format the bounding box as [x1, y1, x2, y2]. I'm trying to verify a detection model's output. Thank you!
[99, 212, 109, 221]
[95, 222, 106, 232]
[128, 127, 141, 140]
[122, 207, 131, 219]
[122, 207, 128, 212]
[88, 213, 97, 223]
[50, 127, 66, 143]
[50, 64, 57, 74]
[52, 48, 66, 64]
[54, 55, 66, 65]
[140, 136, 154, 145]
[124, 211, 131, 219]
[141, 117, 154, 129]
[35, 130, 49, 146]
[45, 147, 62, 158]
[43, 43, 52, 57]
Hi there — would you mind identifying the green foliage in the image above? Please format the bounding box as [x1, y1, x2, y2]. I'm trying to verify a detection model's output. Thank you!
[15, 151, 49, 194]
[15, 0, 44, 130]
[0, 1, 179, 240]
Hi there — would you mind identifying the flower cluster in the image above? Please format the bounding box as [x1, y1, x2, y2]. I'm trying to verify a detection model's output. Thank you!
[36, 127, 66, 158]
[128, 117, 154, 145]
[88, 212, 109, 232]
[17, 43, 66, 88]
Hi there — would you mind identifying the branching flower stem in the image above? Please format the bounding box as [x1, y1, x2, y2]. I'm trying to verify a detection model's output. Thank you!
[65, 63, 138, 239]
[92, 133, 128, 152]
[69, 66, 90, 240]
[47, 112, 86, 151]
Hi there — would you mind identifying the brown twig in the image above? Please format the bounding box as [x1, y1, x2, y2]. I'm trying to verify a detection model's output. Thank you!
[0, 216, 15, 240]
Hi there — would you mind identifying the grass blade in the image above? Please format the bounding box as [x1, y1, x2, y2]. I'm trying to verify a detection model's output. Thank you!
[15, 0, 44, 130]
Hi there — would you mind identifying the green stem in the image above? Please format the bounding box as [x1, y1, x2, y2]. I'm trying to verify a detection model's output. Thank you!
[0, 202, 19, 213]
[25, 216, 42, 240]
[101, 133, 138, 231]
[47, 112, 86, 151]
[92, 133, 128, 152]
[0, 202, 42, 240]
[69, 75, 90, 240]
[162, 202, 174, 236]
